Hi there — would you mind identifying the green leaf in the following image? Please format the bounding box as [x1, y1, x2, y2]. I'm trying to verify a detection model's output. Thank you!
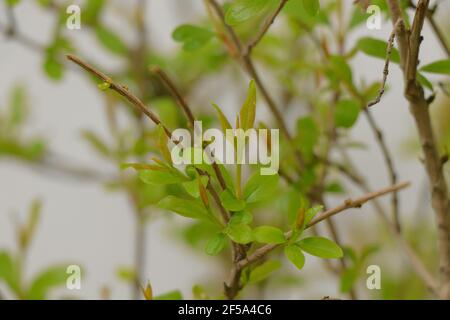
[296, 116, 318, 158]
[302, 0, 320, 17]
[239, 80, 257, 130]
[284, 245, 305, 270]
[229, 211, 253, 225]
[253, 226, 286, 244]
[220, 189, 246, 211]
[356, 37, 400, 64]
[420, 59, 450, 75]
[9, 85, 28, 126]
[248, 260, 281, 284]
[298, 236, 343, 259]
[173, 24, 214, 51]
[417, 72, 434, 91]
[334, 99, 360, 129]
[225, 223, 253, 244]
[139, 168, 187, 185]
[243, 173, 279, 204]
[340, 267, 358, 293]
[225, 0, 271, 26]
[27, 265, 68, 300]
[95, 25, 127, 56]
[182, 176, 209, 198]
[154, 290, 183, 300]
[329, 55, 353, 84]
[43, 57, 64, 80]
[205, 233, 227, 256]
[158, 196, 212, 222]
[212, 103, 232, 132]
[0, 251, 20, 294]
[304, 205, 323, 225]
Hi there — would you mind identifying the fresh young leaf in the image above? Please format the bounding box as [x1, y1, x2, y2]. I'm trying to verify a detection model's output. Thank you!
[225, 223, 253, 244]
[298, 236, 343, 259]
[225, 0, 271, 26]
[154, 290, 183, 300]
[243, 173, 279, 204]
[158, 196, 213, 222]
[329, 55, 353, 85]
[248, 260, 281, 284]
[95, 25, 128, 56]
[172, 24, 214, 51]
[420, 59, 450, 75]
[417, 72, 434, 91]
[212, 103, 232, 132]
[27, 265, 69, 300]
[0, 251, 20, 294]
[253, 226, 286, 244]
[284, 245, 305, 270]
[304, 205, 323, 225]
[229, 211, 253, 225]
[296, 116, 318, 158]
[340, 267, 358, 293]
[334, 99, 360, 129]
[205, 233, 227, 256]
[220, 189, 246, 211]
[239, 80, 257, 130]
[182, 176, 209, 198]
[141, 282, 153, 300]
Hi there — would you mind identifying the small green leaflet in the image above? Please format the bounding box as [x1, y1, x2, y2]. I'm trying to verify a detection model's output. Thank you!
[298, 236, 343, 259]
[253, 226, 286, 244]
[154, 290, 183, 300]
[27, 265, 69, 300]
[229, 211, 253, 225]
[220, 189, 246, 211]
[95, 25, 128, 56]
[172, 25, 214, 51]
[334, 99, 360, 129]
[239, 80, 257, 130]
[248, 260, 281, 284]
[284, 245, 305, 270]
[205, 233, 227, 256]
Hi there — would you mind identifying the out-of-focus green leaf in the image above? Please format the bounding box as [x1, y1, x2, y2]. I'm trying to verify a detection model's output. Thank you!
[296, 116, 318, 159]
[205, 233, 227, 256]
[302, 0, 320, 17]
[154, 290, 183, 300]
[340, 267, 358, 293]
[182, 176, 209, 198]
[27, 265, 68, 300]
[239, 80, 257, 130]
[248, 260, 281, 284]
[334, 99, 360, 129]
[212, 103, 232, 133]
[172, 24, 214, 51]
[139, 168, 188, 185]
[0, 251, 20, 294]
[95, 25, 128, 55]
[225, 0, 271, 26]
[229, 210, 253, 225]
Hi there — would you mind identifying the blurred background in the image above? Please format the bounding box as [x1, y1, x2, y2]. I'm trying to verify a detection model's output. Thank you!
[0, 0, 449, 299]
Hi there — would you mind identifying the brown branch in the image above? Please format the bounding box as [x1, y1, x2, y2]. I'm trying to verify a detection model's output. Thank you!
[388, 0, 450, 298]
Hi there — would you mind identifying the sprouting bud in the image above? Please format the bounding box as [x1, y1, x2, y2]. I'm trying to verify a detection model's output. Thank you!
[295, 207, 305, 230]
[141, 282, 153, 300]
